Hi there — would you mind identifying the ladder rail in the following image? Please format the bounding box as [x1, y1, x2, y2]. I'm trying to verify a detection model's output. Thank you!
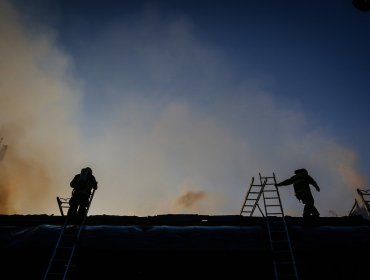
[266, 174, 299, 280]
[250, 179, 267, 216]
[240, 172, 300, 280]
[63, 189, 95, 280]
[42, 218, 69, 280]
[357, 189, 370, 214]
[44, 189, 96, 280]
[57, 197, 70, 217]
[240, 177, 267, 216]
[272, 172, 284, 217]
[281, 216, 300, 280]
[265, 216, 279, 279]
[240, 177, 255, 215]
[260, 173, 283, 217]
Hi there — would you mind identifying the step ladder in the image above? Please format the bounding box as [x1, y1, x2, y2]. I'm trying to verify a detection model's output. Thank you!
[240, 174, 267, 216]
[349, 188, 370, 216]
[357, 189, 370, 214]
[43, 189, 95, 280]
[240, 173, 299, 280]
[57, 197, 70, 217]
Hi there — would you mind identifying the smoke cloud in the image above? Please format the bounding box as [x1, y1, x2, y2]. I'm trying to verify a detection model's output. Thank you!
[0, 1, 83, 214]
[0, 2, 367, 217]
[176, 191, 207, 208]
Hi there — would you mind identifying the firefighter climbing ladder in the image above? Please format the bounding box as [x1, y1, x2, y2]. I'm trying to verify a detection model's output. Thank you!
[43, 189, 95, 280]
[240, 173, 299, 280]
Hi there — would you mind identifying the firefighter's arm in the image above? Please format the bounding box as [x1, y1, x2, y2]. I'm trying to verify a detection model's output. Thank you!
[309, 176, 320, 192]
[70, 175, 79, 189]
[92, 176, 98, 190]
[275, 177, 294, 187]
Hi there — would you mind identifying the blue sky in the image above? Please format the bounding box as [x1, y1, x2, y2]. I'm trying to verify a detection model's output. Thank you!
[1, 0, 369, 216]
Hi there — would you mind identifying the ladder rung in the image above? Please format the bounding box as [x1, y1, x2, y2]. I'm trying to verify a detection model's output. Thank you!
[274, 250, 291, 254]
[272, 240, 289, 243]
[276, 261, 293, 265]
[270, 227, 285, 231]
[44, 190, 95, 280]
[59, 246, 74, 249]
[54, 257, 70, 261]
[266, 212, 283, 217]
[277, 273, 295, 277]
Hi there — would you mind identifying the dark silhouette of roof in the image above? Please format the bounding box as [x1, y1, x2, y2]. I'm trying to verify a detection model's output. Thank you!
[1, 214, 370, 279]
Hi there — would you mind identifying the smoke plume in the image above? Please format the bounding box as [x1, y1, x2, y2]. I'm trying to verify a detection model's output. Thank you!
[0, 1, 83, 214]
[176, 191, 207, 209]
[0, 2, 367, 217]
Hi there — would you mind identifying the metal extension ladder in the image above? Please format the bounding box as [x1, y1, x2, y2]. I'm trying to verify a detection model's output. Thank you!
[43, 189, 95, 280]
[240, 173, 299, 280]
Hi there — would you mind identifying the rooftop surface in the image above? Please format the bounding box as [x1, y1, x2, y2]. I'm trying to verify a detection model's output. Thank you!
[1, 214, 369, 279]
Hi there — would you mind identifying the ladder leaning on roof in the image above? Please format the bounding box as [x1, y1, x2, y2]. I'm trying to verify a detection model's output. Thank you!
[240, 173, 299, 280]
[43, 189, 96, 280]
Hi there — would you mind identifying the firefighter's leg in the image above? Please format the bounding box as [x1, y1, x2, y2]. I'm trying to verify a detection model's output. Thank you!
[311, 203, 320, 217]
[302, 192, 315, 217]
[67, 196, 78, 218]
[303, 203, 311, 218]
[77, 205, 87, 219]
[303, 192, 320, 217]
[77, 196, 89, 220]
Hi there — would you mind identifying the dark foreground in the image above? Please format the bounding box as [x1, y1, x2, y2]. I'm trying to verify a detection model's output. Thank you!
[1, 214, 369, 279]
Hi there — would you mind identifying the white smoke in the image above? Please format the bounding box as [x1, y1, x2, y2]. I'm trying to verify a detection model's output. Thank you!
[0, 1, 366, 217]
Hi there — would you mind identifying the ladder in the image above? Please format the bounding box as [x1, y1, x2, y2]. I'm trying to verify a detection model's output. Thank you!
[57, 197, 70, 217]
[43, 189, 95, 280]
[240, 173, 299, 280]
[349, 188, 370, 216]
[240, 174, 267, 216]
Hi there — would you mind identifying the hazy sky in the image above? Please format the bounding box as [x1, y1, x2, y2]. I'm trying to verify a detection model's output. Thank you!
[1, 0, 369, 217]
